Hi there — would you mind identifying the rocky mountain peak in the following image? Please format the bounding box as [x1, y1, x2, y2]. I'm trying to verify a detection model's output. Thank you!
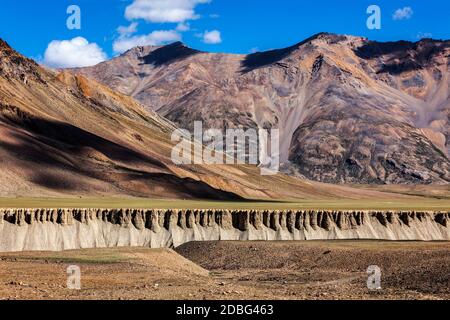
[138, 41, 203, 67]
[0, 38, 12, 53]
[0, 38, 44, 84]
[120, 41, 196, 59]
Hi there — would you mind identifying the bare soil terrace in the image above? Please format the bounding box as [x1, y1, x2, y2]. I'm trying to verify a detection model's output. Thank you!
[0, 241, 448, 300]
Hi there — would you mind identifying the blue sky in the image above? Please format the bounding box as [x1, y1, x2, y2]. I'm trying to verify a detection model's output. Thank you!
[0, 0, 449, 67]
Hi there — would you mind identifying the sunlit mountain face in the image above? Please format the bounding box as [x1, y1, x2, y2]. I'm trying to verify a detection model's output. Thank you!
[75, 34, 450, 185]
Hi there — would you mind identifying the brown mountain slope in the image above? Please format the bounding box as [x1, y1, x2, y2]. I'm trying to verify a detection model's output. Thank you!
[1, 38, 410, 201]
[75, 33, 450, 185]
[0, 39, 236, 199]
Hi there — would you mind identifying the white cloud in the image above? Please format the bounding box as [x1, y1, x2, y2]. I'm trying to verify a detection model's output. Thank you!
[176, 22, 190, 32]
[117, 22, 139, 37]
[417, 32, 433, 40]
[43, 37, 107, 68]
[125, 0, 210, 23]
[209, 13, 220, 18]
[202, 30, 221, 44]
[393, 7, 413, 20]
[113, 30, 181, 53]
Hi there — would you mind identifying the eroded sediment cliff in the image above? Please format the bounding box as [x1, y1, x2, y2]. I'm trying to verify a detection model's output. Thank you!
[0, 209, 449, 252]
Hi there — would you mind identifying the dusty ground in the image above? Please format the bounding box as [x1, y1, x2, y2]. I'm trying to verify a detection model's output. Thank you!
[0, 197, 449, 211]
[0, 241, 448, 300]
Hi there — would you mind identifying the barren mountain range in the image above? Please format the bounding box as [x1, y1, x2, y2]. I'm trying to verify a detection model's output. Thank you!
[1, 37, 407, 200]
[0, 33, 449, 201]
[76, 33, 450, 185]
